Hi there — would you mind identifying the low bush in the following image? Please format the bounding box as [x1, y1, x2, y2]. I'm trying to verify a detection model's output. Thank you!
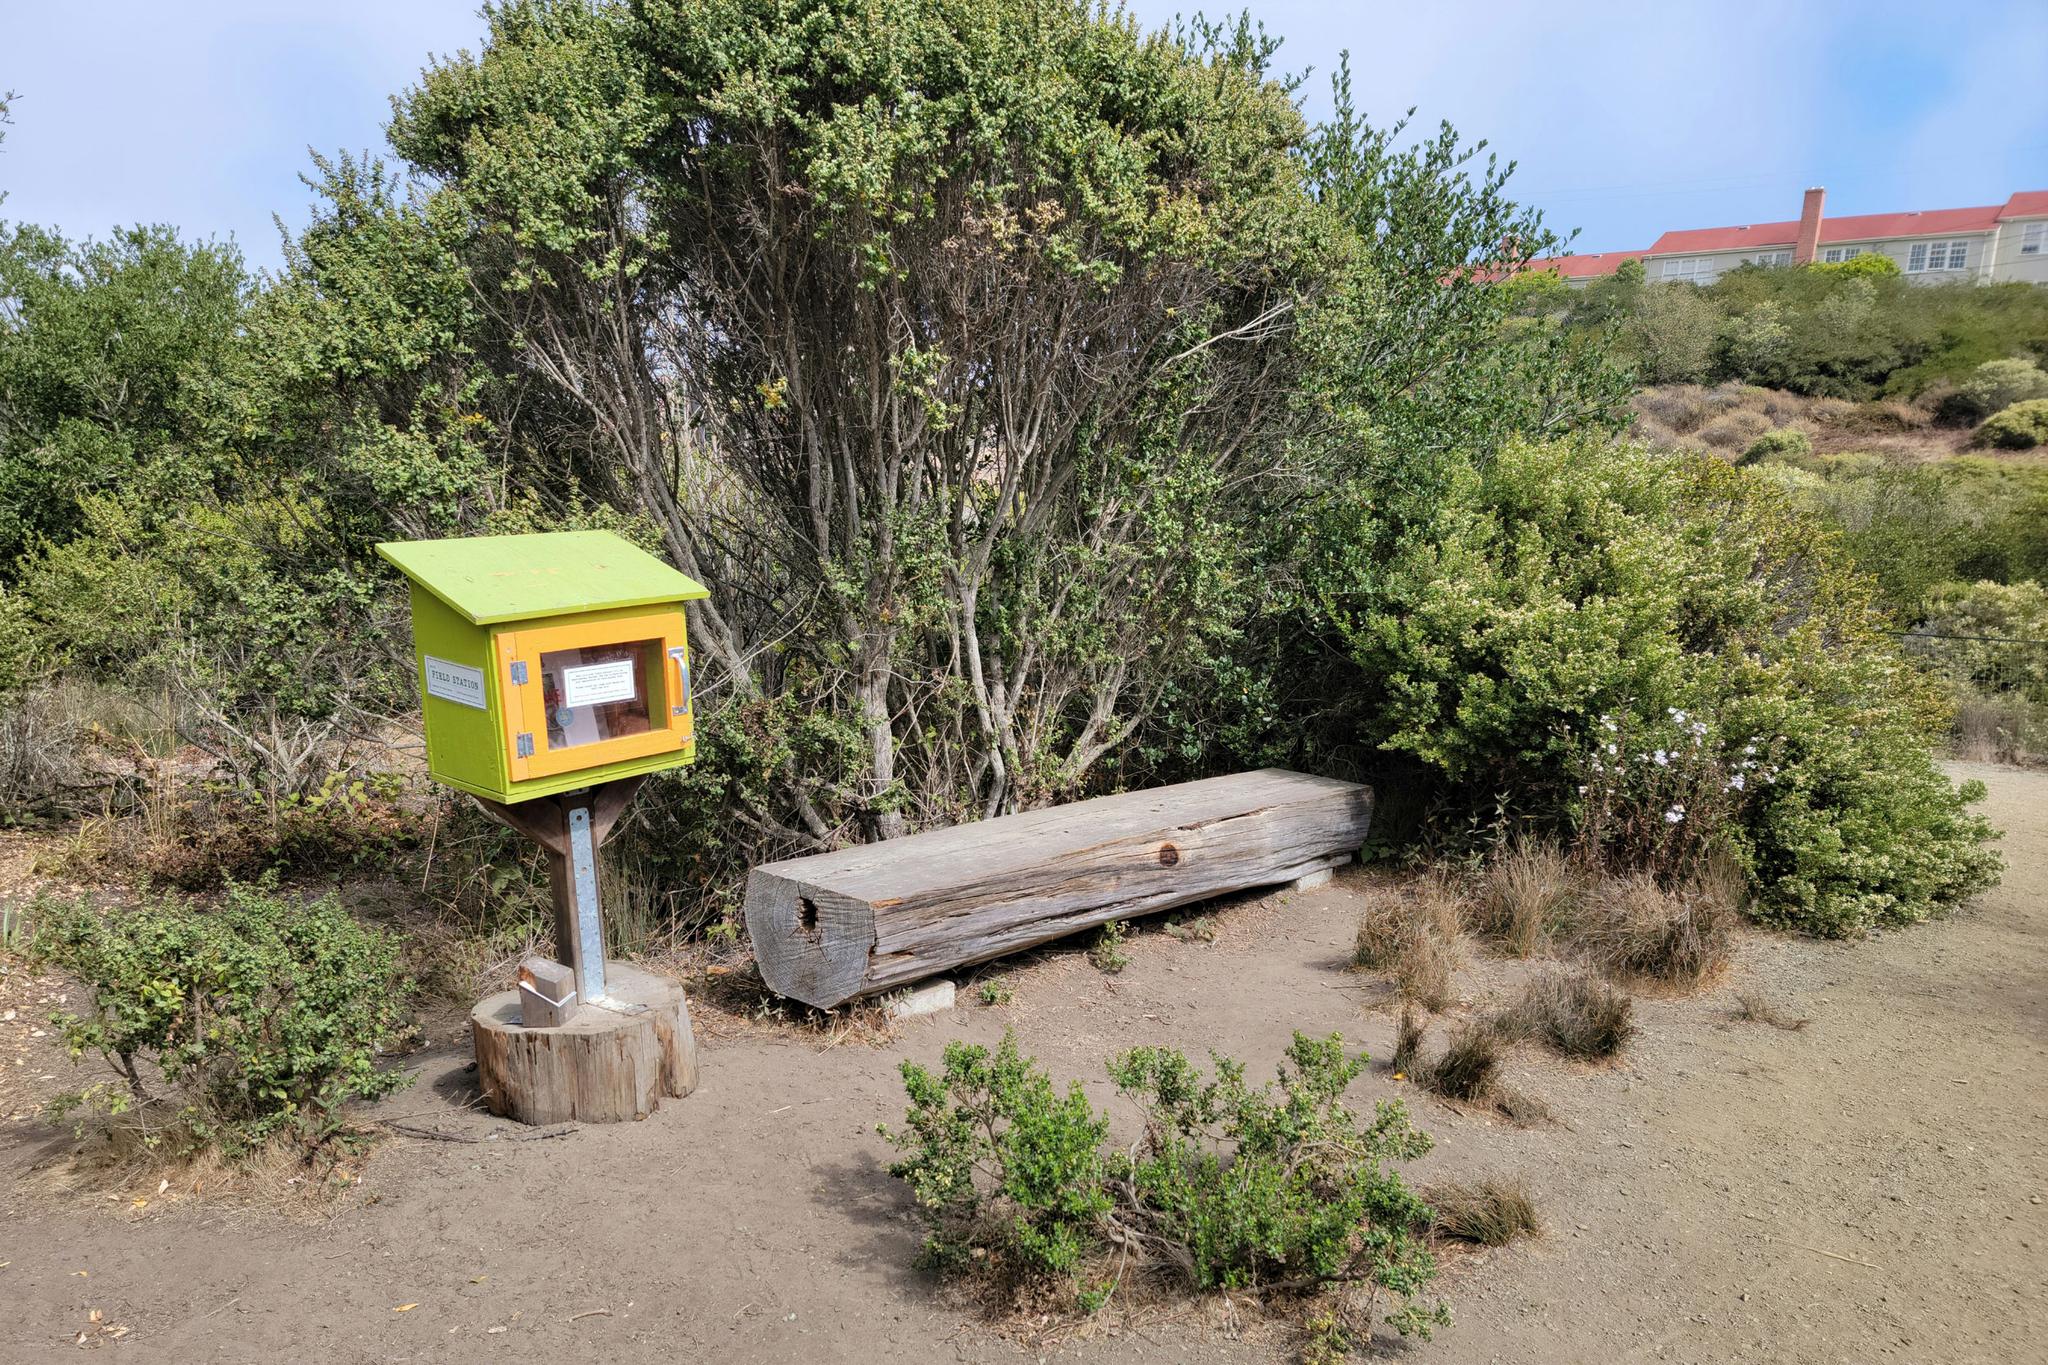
[1470, 843, 1578, 956]
[31, 882, 415, 1156]
[1696, 409, 1772, 451]
[1944, 358, 2048, 423]
[1495, 972, 1635, 1059]
[1975, 398, 2048, 450]
[1302, 438, 2001, 937]
[884, 1032, 1450, 1340]
[1573, 873, 1734, 989]
[1420, 1179, 1541, 1246]
[1739, 428, 1811, 465]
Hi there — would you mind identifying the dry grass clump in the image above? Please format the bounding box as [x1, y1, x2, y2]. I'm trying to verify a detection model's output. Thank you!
[1575, 871, 1735, 990]
[1354, 875, 1462, 1012]
[1391, 1006, 1426, 1077]
[1951, 693, 2048, 767]
[1422, 1022, 1502, 1102]
[1470, 842, 1579, 957]
[1732, 991, 1810, 1031]
[1392, 931, 1456, 1012]
[1400, 1015, 1549, 1125]
[1696, 409, 1772, 450]
[1496, 972, 1635, 1060]
[1421, 1178, 1542, 1246]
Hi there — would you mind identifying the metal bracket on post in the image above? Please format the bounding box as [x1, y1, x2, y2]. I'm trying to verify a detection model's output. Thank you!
[567, 803, 606, 1005]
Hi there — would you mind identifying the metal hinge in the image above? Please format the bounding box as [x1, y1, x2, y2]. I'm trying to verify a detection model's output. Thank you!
[508, 660, 529, 685]
[515, 732, 535, 758]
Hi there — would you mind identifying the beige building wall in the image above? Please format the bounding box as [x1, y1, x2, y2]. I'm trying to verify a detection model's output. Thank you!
[1987, 216, 2048, 285]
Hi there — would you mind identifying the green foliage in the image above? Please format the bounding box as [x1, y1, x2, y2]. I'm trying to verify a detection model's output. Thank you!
[31, 882, 414, 1154]
[1976, 398, 2048, 450]
[883, 1032, 1111, 1279]
[883, 1030, 1448, 1340]
[1289, 437, 1998, 935]
[1758, 454, 2048, 618]
[1562, 262, 2048, 399]
[1089, 918, 1131, 973]
[1809, 252, 1900, 279]
[1739, 427, 1811, 465]
[1107, 1034, 1442, 1325]
[0, 224, 248, 568]
[1948, 358, 2048, 422]
[1912, 580, 2048, 705]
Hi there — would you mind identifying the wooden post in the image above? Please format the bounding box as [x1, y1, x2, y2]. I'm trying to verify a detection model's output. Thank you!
[468, 776, 697, 1122]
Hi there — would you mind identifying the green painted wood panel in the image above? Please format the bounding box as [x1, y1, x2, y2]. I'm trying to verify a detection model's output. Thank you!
[376, 530, 708, 626]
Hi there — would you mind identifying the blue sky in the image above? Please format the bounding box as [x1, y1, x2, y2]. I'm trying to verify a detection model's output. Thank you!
[3, 1, 2045, 269]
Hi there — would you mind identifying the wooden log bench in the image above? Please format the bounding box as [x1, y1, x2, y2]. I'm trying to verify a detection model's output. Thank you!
[744, 768, 1372, 1009]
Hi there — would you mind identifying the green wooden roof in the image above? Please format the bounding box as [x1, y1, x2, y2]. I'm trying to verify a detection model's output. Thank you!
[375, 531, 709, 625]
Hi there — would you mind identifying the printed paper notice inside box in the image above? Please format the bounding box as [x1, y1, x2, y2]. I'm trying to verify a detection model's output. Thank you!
[561, 658, 638, 708]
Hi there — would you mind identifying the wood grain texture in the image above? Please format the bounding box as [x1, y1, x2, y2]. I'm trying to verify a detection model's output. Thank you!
[471, 962, 698, 1124]
[744, 768, 1372, 1008]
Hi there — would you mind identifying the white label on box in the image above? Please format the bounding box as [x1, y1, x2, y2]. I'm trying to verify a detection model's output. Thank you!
[423, 655, 487, 710]
[561, 658, 638, 708]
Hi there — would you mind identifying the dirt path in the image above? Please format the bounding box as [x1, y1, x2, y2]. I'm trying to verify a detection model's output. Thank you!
[1, 764, 2042, 1364]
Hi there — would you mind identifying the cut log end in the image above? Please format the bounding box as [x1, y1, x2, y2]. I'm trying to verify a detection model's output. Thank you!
[471, 962, 698, 1125]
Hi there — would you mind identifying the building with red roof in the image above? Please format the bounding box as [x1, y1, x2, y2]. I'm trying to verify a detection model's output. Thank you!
[1529, 188, 2048, 288]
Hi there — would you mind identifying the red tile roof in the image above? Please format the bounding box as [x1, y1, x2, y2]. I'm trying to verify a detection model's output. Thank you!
[1644, 200, 2045, 256]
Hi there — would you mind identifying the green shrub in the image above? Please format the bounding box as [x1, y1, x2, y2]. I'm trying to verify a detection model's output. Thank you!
[1946, 358, 2048, 423]
[884, 1031, 1449, 1340]
[1976, 398, 2048, 450]
[31, 882, 414, 1155]
[1306, 438, 2000, 936]
[1739, 427, 1812, 465]
[1910, 580, 2048, 705]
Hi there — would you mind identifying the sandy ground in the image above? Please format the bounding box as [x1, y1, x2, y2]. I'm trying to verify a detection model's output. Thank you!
[1, 762, 2042, 1364]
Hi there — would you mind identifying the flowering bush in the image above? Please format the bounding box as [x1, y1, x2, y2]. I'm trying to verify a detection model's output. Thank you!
[1313, 438, 2000, 936]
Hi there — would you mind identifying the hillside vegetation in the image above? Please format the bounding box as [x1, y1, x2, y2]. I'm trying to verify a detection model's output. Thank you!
[0, 0, 2004, 1066]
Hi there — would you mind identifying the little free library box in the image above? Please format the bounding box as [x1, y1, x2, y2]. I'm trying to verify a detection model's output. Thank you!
[379, 530, 708, 1125]
[376, 530, 709, 805]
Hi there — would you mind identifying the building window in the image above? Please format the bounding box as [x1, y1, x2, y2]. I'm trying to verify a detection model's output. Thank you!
[2024, 222, 2046, 255]
[1822, 246, 1863, 263]
[1909, 240, 1969, 272]
[1746, 251, 1790, 267]
[1662, 257, 1713, 282]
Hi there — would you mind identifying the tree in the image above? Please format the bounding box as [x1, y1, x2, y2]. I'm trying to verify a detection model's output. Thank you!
[0, 224, 248, 569]
[320, 0, 1318, 840]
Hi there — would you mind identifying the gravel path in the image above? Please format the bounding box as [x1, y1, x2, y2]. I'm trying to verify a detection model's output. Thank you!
[1, 763, 2041, 1363]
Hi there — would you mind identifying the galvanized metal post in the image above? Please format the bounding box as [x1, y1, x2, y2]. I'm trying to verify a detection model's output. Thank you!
[566, 803, 607, 1004]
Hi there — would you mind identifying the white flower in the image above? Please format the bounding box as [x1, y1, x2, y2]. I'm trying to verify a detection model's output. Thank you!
[1669, 708, 1686, 723]
[1606, 743, 1618, 756]
[1726, 773, 1745, 791]
[1743, 743, 1757, 757]
[1577, 785, 1588, 795]
[1652, 749, 1669, 766]
[1664, 805, 1685, 824]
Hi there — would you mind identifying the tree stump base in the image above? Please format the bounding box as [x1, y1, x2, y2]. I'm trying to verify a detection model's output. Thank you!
[470, 962, 697, 1124]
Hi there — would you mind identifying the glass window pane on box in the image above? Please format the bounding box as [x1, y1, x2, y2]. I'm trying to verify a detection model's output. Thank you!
[538, 639, 659, 751]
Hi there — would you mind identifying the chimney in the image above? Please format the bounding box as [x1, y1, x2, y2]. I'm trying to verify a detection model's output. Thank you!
[1794, 186, 1825, 264]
